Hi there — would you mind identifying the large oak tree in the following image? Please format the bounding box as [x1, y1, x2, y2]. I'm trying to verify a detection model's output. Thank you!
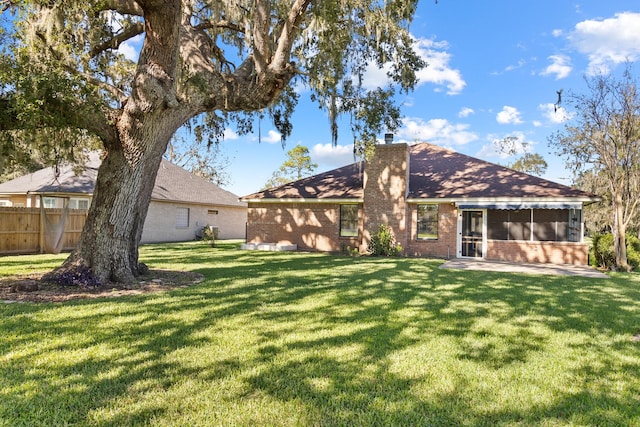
[0, 0, 425, 284]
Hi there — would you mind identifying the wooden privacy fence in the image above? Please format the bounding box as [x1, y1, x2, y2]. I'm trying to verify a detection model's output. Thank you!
[0, 207, 88, 255]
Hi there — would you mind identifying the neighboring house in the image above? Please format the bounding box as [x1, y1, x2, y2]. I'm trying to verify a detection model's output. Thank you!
[0, 151, 247, 242]
[241, 140, 599, 265]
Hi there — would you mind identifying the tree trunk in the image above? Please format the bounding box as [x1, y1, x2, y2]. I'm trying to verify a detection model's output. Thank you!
[43, 1, 189, 285]
[45, 118, 182, 285]
[612, 193, 630, 271]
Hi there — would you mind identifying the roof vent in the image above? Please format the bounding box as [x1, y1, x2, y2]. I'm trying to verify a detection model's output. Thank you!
[384, 133, 394, 145]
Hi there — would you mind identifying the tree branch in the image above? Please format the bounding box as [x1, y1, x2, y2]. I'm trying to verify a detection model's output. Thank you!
[95, 0, 144, 16]
[34, 31, 127, 103]
[194, 19, 244, 34]
[270, 0, 312, 72]
[253, 0, 271, 75]
[90, 21, 145, 57]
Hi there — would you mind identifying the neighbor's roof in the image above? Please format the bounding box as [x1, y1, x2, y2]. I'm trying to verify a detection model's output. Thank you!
[0, 151, 246, 208]
[0, 151, 101, 195]
[242, 142, 596, 202]
[153, 159, 245, 207]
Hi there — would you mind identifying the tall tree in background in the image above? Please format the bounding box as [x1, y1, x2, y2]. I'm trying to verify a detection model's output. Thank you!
[165, 137, 232, 187]
[263, 144, 317, 189]
[496, 136, 548, 177]
[509, 152, 548, 176]
[0, 0, 425, 284]
[550, 66, 640, 271]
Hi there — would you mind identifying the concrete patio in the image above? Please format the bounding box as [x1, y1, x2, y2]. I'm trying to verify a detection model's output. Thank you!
[439, 258, 608, 278]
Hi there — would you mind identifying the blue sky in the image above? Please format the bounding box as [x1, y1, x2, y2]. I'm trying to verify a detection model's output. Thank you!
[198, 1, 639, 197]
[5, 2, 639, 197]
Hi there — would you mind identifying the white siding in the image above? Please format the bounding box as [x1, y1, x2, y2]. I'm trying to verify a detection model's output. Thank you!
[141, 201, 247, 243]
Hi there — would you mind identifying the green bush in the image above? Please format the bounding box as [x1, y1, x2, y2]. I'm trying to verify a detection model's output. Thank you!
[626, 234, 640, 269]
[367, 224, 402, 256]
[201, 225, 218, 247]
[590, 233, 640, 270]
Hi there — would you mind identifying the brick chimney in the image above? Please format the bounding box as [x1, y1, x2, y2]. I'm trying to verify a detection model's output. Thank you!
[361, 136, 410, 253]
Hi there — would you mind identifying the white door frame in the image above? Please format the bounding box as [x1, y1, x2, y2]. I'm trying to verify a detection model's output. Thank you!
[457, 209, 487, 259]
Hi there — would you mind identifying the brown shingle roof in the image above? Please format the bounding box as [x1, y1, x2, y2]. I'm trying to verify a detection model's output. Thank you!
[243, 142, 597, 202]
[407, 143, 592, 199]
[242, 162, 364, 200]
[0, 152, 246, 208]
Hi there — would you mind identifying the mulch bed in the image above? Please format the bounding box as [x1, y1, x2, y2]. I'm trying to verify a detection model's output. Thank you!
[0, 270, 204, 303]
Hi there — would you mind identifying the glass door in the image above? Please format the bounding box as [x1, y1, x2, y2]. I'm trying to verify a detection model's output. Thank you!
[461, 210, 484, 258]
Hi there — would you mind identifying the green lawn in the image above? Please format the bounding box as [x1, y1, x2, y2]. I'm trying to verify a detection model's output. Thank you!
[1, 241, 639, 426]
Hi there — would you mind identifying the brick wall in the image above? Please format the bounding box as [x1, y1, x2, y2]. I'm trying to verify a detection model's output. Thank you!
[246, 202, 362, 252]
[405, 202, 458, 258]
[486, 240, 588, 265]
[362, 143, 410, 252]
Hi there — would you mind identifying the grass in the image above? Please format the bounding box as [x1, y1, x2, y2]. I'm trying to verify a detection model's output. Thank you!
[1, 241, 639, 426]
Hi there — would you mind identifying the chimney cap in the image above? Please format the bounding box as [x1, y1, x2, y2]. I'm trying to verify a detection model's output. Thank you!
[384, 133, 394, 144]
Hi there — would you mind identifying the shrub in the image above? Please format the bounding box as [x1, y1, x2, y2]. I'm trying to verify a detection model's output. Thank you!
[201, 225, 218, 247]
[590, 233, 640, 270]
[367, 224, 402, 256]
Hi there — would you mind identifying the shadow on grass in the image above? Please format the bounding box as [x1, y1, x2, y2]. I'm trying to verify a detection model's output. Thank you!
[1, 242, 639, 425]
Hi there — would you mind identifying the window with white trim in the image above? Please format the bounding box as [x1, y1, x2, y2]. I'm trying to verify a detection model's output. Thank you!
[42, 197, 57, 209]
[69, 198, 90, 210]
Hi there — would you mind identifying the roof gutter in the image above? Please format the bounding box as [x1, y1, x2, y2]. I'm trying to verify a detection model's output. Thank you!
[406, 196, 601, 204]
[241, 198, 363, 204]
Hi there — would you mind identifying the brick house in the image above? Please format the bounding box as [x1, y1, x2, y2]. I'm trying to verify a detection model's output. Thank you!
[0, 151, 248, 244]
[241, 140, 599, 265]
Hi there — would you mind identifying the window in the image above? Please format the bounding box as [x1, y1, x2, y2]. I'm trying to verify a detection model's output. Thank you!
[208, 209, 219, 215]
[487, 208, 579, 242]
[42, 197, 57, 209]
[487, 210, 531, 241]
[508, 210, 531, 241]
[340, 205, 359, 237]
[417, 204, 438, 240]
[0, 200, 11, 207]
[176, 207, 190, 228]
[69, 198, 90, 210]
[487, 210, 509, 240]
[533, 209, 571, 242]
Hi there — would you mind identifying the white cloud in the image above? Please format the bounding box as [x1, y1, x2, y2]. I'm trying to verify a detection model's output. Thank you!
[414, 38, 466, 95]
[361, 37, 465, 95]
[311, 143, 355, 167]
[477, 132, 533, 159]
[568, 12, 640, 75]
[118, 34, 143, 62]
[539, 103, 574, 124]
[540, 54, 572, 79]
[261, 129, 282, 144]
[505, 59, 526, 73]
[496, 106, 523, 125]
[361, 64, 389, 89]
[396, 117, 478, 146]
[223, 129, 239, 140]
[458, 107, 475, 118]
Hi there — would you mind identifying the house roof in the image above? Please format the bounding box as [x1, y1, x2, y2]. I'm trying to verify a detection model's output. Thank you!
[243, 163, 364, 201]
[0, 151, 246, 208]
[242, 142, 597, 203]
